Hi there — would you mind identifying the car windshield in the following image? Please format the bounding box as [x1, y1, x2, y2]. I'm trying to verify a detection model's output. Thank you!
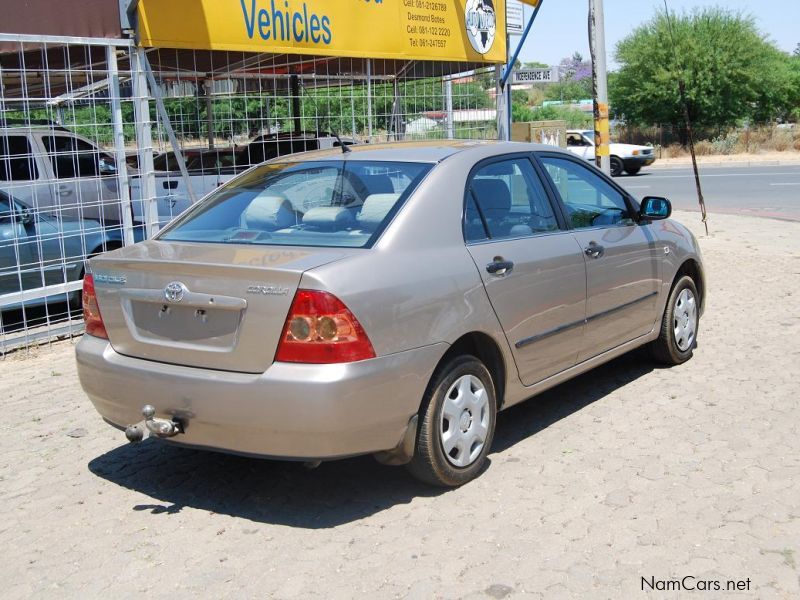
[159, 160, 432, 248]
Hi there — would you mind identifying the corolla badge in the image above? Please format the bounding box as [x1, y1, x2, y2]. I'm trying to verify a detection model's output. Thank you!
[465, 0, 496, 55]
[93, 273, 126, 285]
[164, 281, 188, 303]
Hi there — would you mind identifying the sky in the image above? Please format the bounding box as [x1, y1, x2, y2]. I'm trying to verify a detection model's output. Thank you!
[515, 0, 800, 69]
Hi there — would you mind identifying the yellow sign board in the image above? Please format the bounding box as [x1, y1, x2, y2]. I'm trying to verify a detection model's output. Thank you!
[138, 0, 508, 63]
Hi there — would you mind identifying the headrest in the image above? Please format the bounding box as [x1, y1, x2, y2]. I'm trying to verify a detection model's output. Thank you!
[471, 179, 511, 220]
[302, 206, 355, 230]
[244, 194, 295, 230]
[357, 193, 400, 230]
[361, 174, 395, 195]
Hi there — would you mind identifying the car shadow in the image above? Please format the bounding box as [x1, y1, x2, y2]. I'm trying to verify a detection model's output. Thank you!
[88, 351, 656, 528]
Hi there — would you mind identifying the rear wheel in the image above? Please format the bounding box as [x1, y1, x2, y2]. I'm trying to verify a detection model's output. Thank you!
[649, 275, 699, 365]
[610, 156, 624, 177]
[406, 355, 497, 487]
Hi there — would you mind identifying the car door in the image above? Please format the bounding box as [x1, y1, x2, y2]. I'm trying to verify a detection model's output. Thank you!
[537, 153, 661, 361]
[0, 133, 56, 214]
[40, 133, 121, 224]
[464, 155, 587, 386]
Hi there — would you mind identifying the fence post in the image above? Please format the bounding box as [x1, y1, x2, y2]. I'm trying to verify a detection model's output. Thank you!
[366, 59, 373, 141]
[106, 44, 135, 246]
[130, 48, 158, 237]
[445, 78, 454, 139]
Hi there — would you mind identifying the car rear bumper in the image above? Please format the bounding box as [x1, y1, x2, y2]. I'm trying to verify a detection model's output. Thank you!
[76, 334, 445, 460]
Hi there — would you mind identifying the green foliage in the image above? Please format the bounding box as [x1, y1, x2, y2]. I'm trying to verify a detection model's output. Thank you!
[526, 105, 592, 128]
[543, 78, 593, 103]
[611, 8, 800, 130]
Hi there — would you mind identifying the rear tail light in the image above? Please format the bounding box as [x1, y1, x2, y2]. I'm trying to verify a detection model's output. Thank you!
[275, 290, 375, 364]
[82, 274, 108, 339]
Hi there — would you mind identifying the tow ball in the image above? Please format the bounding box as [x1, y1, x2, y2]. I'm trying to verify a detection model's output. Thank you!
[124, 405, 184, 443]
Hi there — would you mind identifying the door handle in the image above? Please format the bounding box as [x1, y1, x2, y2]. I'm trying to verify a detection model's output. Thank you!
[584, 244, 604, 258]
[486, 259, 514, 276]
[584, 242, 605, 258]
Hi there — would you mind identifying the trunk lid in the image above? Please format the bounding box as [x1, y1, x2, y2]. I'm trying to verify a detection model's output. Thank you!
[90, 240, 351, 373]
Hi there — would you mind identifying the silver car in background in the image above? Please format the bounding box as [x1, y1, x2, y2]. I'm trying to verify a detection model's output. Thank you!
[76, 141, 705, 487]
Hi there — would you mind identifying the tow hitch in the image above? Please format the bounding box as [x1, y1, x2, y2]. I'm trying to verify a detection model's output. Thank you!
[124, 405, 184, 443]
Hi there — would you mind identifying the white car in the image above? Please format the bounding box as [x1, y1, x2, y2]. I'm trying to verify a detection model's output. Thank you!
[566, 129, 656, 176]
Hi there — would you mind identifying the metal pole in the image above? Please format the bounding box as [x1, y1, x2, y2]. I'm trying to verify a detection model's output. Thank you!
[366, 59, 373, 141]
[445, 78, 454, 139]
[205, 79, 215, 149]
[495, 65, 508, 141]
[106, 45, 134, 247]
[130, 48, 158, 237]
[142, 54, 198, 205]
[289, 74, 301, 134]
[589, 0, 610, 174]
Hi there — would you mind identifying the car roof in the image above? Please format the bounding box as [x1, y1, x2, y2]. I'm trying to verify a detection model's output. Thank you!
[266, 139, 571, 164]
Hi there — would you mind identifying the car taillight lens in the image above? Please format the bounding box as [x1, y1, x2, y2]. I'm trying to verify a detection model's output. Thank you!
[82, 274, 108, 339]
[275, 290, 375, 364]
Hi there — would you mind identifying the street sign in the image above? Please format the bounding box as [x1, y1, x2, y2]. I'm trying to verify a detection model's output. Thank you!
[507, 0, 525, 35]
[511, 67, 560, 84]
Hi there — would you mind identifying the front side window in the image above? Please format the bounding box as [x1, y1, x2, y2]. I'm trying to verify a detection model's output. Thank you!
[539, 155, 634, 229]
[43, 135, 102, 179]
[464, 157, 559, 243]
[160, 160, 431, 248]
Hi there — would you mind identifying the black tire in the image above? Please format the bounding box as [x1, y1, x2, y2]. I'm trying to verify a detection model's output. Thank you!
[649, 275, 700, 365]
[610, 156, 624, 177]
[406, 355, 497, 487]
[625, 166, 641, 175]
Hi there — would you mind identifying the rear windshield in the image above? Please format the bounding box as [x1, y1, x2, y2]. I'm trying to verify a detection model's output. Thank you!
[159, 160, 432, 248]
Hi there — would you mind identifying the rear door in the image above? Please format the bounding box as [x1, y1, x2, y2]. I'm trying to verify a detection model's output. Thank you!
[537, 153, 660, 360]
[464, 155, 587, 386]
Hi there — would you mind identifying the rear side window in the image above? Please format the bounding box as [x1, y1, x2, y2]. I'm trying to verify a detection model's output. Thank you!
[0, 135, 39, 181]
[464, 157, 558, 243]
[160, 160, 432, 248]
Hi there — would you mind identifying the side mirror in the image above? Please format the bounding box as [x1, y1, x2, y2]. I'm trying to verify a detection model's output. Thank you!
[18, 208, 34, 225]
[99, 157, 116, 175]
[639, 196, 671, 220]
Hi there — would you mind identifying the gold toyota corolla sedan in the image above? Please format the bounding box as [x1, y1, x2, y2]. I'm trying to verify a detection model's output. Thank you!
[77, 141, 705, 486]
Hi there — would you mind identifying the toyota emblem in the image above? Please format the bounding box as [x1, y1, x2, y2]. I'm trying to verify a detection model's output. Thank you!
[164, 281, 187, 303]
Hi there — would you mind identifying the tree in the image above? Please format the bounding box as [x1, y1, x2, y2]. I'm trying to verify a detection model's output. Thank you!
[544, 53, 592, 103]
[610, 8, 798, 132]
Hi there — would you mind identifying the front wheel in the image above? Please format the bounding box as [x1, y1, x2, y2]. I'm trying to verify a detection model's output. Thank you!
[649, 275, 699, 365]
[406, 355, 497, 487]
[625, 166, 641, 175]
[610, 156, 624, 177]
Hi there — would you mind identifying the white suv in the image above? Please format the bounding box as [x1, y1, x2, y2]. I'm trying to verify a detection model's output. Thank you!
[566, 129, 656, 176]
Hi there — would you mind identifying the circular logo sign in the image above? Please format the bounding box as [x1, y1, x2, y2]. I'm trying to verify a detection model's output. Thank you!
[164, 281, 187, 303]
[465, 0, 497, 55]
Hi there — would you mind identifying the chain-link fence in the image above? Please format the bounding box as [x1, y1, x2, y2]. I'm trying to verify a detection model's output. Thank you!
[0, 35, 145, 353]
[1, 35, 499, 353]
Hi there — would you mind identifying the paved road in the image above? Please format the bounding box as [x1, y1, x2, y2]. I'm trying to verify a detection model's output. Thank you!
[617, 164, 800, 221]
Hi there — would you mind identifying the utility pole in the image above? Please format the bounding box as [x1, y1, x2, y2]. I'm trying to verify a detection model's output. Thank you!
[588, 0, 610, 174]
